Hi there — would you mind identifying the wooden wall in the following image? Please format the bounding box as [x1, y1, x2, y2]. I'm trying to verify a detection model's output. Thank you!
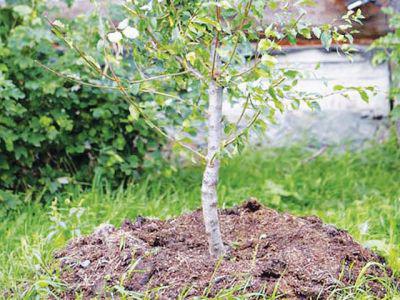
[263, 0, 396, 41]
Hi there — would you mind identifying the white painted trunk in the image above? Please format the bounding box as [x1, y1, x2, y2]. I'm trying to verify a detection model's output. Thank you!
[201, 79, 225, 258]
[201, 37, 225, 258]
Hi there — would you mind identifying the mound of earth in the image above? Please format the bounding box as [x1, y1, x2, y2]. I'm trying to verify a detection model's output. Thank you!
[56, 199, 396, 299]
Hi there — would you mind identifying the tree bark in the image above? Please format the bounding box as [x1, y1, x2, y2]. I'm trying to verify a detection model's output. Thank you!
[201, 37, 225, 258]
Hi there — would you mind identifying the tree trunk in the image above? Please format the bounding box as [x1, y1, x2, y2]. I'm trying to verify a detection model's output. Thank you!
[201, 38, 225, 258]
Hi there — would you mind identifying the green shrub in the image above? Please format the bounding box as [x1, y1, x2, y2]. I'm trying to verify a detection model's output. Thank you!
[0, 1, 165, 204]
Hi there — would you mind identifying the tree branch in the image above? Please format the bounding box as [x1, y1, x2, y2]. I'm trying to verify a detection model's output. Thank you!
[210, 34, 220, 78]
[107, 60, 206, 161]
[129, 71, 189, 84]
[140, 89, 186, 102]
[222, 109, 261, 149]
[220, 0, 253, 75]
[35, 60, 119, 90]
[221, 76, 287, 151]
[123, 4, 205, 80]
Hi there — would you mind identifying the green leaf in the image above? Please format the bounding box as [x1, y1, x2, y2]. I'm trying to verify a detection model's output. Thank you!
[92, 108, 105, 118]
[295, 0, 316, 6]
[258, 39, 270, 51]
[105, 150, 124, 165]
[284, 70, 299, 78]
[0, 190, 21, 209]
[13, 5, 32, 17]
[130, 83, 140, 95]
[309, 101, 321, 111]
[186, 52, 196, 65]
[299, 27, 311, 39]
[193, 17, 221, 31]
[357, 89, 369, 102]
[39, 116, 53, 127]
[320, 31, 332, 50]
[56, 116, 74, 131]
[261, 54, 277, 67]
[129, 105, 140, 121]
[333, 85, 345, 91]
[268, 87, 278, 101]
[264, 24, 276, 38]
[267, 0, 279, 10]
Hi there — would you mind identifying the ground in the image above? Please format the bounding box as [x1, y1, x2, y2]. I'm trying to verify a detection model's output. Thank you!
[1, 140, 400, 298]
[56, 200, 395, 299]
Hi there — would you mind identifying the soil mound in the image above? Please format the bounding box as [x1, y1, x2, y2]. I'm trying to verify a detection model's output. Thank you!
[56, 199, 395, 299]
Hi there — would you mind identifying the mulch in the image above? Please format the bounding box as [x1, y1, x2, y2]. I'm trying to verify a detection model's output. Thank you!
[55, 199, 397, 299]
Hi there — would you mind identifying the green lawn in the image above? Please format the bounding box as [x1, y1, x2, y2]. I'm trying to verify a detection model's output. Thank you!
[1, 140, 400, 298]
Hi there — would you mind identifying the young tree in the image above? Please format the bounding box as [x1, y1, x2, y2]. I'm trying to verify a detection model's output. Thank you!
[48, 0, 370, 258]
[371, 7, 400, 145]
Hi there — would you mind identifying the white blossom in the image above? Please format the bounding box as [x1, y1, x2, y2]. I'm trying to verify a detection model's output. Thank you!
[140, 1, 152, 11]
[107, 31, 122, 43]
[118, 18, 129, 30]
[52, 19, 65, 29]
[123, 26, 139, 39]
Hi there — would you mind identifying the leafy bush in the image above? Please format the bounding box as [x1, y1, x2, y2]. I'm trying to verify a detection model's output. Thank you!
[0, 1, 165, 203]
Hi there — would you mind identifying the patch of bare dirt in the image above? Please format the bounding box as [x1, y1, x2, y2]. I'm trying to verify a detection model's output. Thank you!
[55, 199, 396, 299]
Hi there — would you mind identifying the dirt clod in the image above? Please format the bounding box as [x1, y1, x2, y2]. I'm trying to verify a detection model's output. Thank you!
[242, 197, 262, 212]
[56, 200, 396, 299]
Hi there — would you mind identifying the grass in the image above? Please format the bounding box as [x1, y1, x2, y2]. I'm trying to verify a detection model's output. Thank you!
[1, 139, 400, 298]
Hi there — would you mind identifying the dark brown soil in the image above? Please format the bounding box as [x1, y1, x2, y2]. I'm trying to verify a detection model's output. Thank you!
[56, 199, 396, 299]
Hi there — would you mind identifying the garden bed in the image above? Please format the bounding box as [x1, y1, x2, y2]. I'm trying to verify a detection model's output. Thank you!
[56, 199, 395, 299]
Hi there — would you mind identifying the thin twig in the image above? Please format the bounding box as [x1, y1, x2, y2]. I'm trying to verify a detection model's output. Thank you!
[48, 13, 205, 161]
[301, 145, 328, 164]
[229, 11, 306, 80]
[222, 76, 286, 150]
[235, 95, 250, 127]
[220, 0, 253, 75]
[48, 23, 190, 87]
[175, 56, 205, 80]
[222, 109, 261, 148]
[107, 57, 206, 161]
[131, 57, 146, 80]
[141, 89, 186, 102]
[35, 60, 118, 90]
[210, 34, 220, 78]
[123, 4, 205, 80]
[129, 71, 189, 84]
[230, 60, 261, 78]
